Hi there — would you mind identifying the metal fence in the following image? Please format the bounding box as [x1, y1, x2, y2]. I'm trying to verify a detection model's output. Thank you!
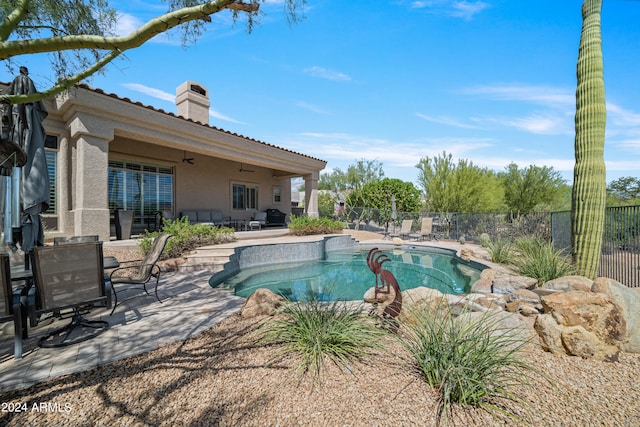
[341, 205, 639, 287]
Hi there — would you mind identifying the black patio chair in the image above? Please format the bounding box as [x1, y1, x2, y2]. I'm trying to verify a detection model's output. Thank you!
[109, 233, 172, 315]
[0, 253, 27, 359]
[28, 241, 112, 348]
[53, 235, 99, 245]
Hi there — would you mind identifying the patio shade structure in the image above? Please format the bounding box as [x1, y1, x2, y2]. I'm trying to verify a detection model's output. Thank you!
[0, 67, 50, 262]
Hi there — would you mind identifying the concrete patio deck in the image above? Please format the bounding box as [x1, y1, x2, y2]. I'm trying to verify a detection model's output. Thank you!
[0, 229, 295, 392]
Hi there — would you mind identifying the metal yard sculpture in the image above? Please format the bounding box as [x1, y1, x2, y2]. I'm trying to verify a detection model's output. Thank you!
[366, 247, 402, 325]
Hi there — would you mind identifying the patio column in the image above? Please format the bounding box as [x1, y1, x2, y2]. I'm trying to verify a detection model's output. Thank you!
[69, 113, 113, 241]
[304, 171, 319, 218]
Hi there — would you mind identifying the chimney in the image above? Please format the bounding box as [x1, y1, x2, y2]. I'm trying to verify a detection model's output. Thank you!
[176, 81, 210, 125]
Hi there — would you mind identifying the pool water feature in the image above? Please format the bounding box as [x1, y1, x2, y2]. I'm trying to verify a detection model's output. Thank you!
[213, 246, 485, 302]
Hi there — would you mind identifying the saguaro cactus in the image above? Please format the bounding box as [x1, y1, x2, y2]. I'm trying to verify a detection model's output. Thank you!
[572, 0, 606, 279]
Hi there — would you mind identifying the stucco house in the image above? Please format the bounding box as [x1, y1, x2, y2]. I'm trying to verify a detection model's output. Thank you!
[4, 80, 326, 241]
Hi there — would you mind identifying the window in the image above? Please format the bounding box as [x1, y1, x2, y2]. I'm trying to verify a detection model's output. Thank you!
[108, 160, 173, 224]
[273, 186, 281, 204]
[44, 135, 57, 214]
[232, 183, 258, 210]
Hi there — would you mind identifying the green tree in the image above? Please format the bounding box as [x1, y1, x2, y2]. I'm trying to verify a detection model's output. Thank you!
[499, 163, 566, 213]
[606, 176, 640, 206]
[318, 159, 384, 193]
[0, 0, 304, 104]
[346, 178, 421, 213]
[571, 0, 607, 279]
[416, 152, 504, 213]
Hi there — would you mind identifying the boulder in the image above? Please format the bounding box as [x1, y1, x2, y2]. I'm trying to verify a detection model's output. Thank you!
[534, 290, 624, 360]
[470, 278, 493, 294]
[491, 273, 538, 294]
[398, 287, 447, 323]
[363, 286, 396, 305]
[592, 277, 640, 353]
[542, 276, 593, 292]
[505, 300, 542, 317]
[240, 288, 286, 318]
[459, 248, 474, 262]
[506, 289, 541, 304]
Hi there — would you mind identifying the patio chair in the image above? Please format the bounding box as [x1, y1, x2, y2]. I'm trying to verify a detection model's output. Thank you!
[389, 219, 413, 240]
[53, 235, 99, 245]
[109, 233, 172, 315]
[251, 212, 267, 229]
[0, 253, 27, 359]
[28, 241, 112, 348]
[409, 217, 437, 241]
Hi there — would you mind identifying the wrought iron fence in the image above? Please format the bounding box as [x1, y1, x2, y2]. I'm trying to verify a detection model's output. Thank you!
[340, 205, 639, 287]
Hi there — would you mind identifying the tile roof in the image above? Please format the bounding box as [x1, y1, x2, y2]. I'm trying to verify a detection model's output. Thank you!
[78, 83, 325, 164]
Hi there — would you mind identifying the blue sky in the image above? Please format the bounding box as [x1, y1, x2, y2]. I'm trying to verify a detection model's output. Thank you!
[7, 0, 640, 188]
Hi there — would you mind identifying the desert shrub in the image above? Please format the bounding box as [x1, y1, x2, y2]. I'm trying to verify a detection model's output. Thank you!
[288, 215, 344, 236]
[139, 217, 235, 259]
[487, 238, 515, 264]
[513, 235, 574, 285]
[261, 297, 387, 379]
[479, 233, 491, 247]
[398, 307, 538, 425]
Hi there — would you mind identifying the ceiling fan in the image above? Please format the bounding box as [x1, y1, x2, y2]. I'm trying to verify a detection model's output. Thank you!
[239, 163, 255, 173]
[182, 151, 194, 165]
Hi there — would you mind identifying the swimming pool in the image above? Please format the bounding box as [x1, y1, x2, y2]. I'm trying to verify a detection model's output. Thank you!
[213, 246, 485, 302]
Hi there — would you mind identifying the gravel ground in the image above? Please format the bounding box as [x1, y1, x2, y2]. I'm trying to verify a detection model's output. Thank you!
[1, 233, 639, 426]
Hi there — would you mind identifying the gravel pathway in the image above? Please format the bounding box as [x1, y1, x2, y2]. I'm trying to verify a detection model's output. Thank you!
[0, 313, 639, 426]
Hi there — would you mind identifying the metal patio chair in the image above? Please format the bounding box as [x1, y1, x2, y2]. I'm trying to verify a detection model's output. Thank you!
[0, 253, 27, 359]
[409, 217, 438, 241]
[389, 219, 413, 240]
[109, 233, 172, 315]
[28, 241, 112, 348]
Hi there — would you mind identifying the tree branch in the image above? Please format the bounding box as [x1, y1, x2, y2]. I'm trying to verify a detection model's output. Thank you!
[0, 0, 30, 42]
[1, 50, 123, 105]
[0, 0, 259, 59]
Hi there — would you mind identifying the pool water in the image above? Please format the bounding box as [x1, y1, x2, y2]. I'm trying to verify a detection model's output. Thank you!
[216, 247, 484, 302]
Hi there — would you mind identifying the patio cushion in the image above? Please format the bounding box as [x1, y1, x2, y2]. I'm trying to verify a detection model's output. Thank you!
[196, 210, 213, 222]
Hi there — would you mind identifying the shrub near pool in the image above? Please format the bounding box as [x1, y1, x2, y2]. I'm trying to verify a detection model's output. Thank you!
[288, 216, 344, 236]
[398, 307, 540, 425]
[261, 298, 387, 379]
[140, 217, 236, 259]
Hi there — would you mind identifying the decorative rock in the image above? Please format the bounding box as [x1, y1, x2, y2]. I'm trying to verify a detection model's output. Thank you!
[398, 287, 447, 323]
[491, 273, 538, 294]
[542, 276, 593, 292]
[392, 237, 403, 246]
[240, 288, 286, 318]
[480, 268, 498, 281]
[534, 290, 624, 360]
[363, 286, 396, 305]
[459, 248, 474, 262]
[470, 278, 493, 294]
[506, 289, 541, 304]
[505, 300, 541, 317]
[593, 277, 640, 353]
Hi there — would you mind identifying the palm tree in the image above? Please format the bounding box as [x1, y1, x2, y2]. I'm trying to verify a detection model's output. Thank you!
[571, 0, 607, 279]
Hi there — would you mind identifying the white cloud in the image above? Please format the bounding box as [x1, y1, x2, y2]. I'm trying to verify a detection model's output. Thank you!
[461, 84, 574, 109]
[121, 83, 174, 102]
[416, 113, 481, 129]
[296, 101, 331, 115]
[303, 66, 352, 82]
[121, 83, 244, 124]
[292, 132, 494, 168]
[450, 1, 491, 20]
[112, 12, 142, 37]
[409, 0, 490, 20]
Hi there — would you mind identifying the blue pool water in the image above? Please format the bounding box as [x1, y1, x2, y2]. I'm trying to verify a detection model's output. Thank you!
[215, 247, 484, 302]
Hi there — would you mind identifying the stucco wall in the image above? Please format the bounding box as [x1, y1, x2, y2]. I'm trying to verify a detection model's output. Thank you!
[109, 137, 292, 221]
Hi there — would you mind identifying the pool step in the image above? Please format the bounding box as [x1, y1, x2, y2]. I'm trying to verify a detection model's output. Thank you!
[178, 247, 236, 273]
